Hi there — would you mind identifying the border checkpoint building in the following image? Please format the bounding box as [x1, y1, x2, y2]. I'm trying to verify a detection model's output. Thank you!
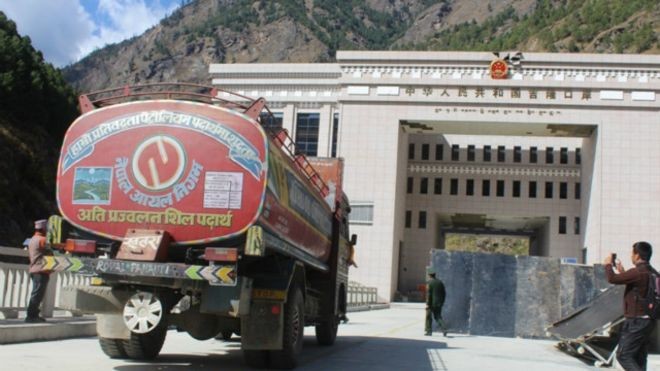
[209, 51, 660, 301]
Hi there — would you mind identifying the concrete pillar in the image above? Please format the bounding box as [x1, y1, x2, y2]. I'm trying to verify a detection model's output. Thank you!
[316, 105, 333, 157]
[41, 274, 57, 318]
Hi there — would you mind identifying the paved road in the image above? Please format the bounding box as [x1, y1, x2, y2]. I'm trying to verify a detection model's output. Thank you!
[0, 303, 653, 370]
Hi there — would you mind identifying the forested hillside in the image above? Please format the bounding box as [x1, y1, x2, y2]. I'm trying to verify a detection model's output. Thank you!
[63, 0, 659, 93]
[415, 0, 659, 53]
[0, 12, 78, 245]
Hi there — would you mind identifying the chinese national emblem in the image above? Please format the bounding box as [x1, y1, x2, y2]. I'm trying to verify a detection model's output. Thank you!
[490, 59, 509, 80]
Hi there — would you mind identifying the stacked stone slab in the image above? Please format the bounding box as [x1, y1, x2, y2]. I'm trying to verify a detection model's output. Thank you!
[430, 250, 609, 338]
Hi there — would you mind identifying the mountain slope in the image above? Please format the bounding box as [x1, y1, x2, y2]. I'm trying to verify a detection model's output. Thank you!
[416, 0, 660, 53]
[63, 0, 659, 93]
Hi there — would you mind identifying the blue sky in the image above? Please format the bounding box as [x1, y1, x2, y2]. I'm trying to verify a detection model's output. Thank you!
[0, 0, 181, 67]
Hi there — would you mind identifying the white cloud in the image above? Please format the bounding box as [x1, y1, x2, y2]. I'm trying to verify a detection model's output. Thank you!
[0, 0, 179, 67]
[1, 0, 95, 67]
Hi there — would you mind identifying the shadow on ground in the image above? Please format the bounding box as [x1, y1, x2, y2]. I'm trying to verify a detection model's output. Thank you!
[113, 335, 450, 371]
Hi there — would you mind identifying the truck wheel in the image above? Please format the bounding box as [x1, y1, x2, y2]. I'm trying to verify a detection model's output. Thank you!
[99, 337, 128, 359]
[315, 317, 338, 346]
[270, 287, 304, 369]
[243, 350, 269, 368]
[220, 330, 233, 341]
[122, 322, 168, 360]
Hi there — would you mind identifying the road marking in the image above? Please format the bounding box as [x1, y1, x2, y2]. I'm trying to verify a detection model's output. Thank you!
[427, 348, 448, 371]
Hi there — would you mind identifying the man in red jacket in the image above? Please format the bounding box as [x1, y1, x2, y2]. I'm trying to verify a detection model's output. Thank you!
[25, 219, 52, 323]
[604, 241, 655, 371]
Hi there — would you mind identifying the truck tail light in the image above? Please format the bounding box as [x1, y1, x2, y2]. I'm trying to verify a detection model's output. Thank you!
[204, 247, 238, 262]
[65, 239, 96, 255]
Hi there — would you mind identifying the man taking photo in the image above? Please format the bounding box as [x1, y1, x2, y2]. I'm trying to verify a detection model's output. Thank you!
[604, 241, 656, 371]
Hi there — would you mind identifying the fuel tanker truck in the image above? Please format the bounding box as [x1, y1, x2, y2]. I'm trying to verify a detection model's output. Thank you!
[44, 83, 356, 369]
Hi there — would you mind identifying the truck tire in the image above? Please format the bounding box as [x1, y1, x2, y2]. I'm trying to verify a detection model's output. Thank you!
[315, 317, 338, 346]
[243, 350, 269, 368]
[99, 337, 128, 359]
[270, 287, 304, 369]
[122, 321, 168, 360]
[220, 330, 233, 341]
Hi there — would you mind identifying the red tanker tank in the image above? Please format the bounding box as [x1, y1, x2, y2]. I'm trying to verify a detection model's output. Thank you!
[56, 83, 335, 262]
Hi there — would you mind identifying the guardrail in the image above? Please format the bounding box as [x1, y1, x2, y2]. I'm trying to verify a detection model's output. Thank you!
[0, 247, 90, 319]
[1, 246, 381, 317]
[347, 281, 379, 307]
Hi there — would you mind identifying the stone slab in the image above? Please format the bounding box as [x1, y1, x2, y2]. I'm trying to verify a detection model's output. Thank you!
[515, 256, 560, 338]
[431, 250, 473, 333]
[560, 264, 597, 318]
[469, 253, 517, 337]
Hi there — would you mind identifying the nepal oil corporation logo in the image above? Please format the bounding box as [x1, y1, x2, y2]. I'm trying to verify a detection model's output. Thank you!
[131, 135, 187, 191]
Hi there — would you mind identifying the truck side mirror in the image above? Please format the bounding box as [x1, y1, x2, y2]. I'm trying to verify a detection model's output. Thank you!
[350, 234, 357, 245]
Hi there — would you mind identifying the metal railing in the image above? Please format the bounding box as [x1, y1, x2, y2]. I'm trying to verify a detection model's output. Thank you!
[347, 281, 379, 307]
[1, 246, 380, 317]
[0, 247, 90, 319]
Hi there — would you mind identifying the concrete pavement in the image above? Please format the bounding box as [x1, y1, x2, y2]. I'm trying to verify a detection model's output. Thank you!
[0, 314, 96, 344]
[1, 303, 659, 370]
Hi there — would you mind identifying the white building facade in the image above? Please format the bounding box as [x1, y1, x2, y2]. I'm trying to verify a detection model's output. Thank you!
[210, 51, 660, 301]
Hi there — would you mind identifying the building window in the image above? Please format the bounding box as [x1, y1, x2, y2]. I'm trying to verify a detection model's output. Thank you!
[497, 146, 506, 162]
[405, 210, 411, 228]
[574, 217, 580, 235]
[451, 145, 460, 161]
[421, 144, 430, 160]
[545, 182, 553, 199]
[560, 182, 567, 199]
[483, 145, 491, 162]
[435, 144, 443, 161]
[514, 146, 522, 163]
[529, 181, 537, 198]
[467, 145, 475, 161]
[450, 178, 459, 195]
[496, 180, 505, 197]
[513, 181, 521, 198]
[349, 203, 374, 225]
[466, 179, 474, 196]
[530, 147, 538, 163]
[434, 178, 442, 195]
[576, 148, 581, 165]
[295, 113, 320, 156]
[559, 216, 567, 234]
[575, 182, 581, 199]
[560, 147, 568, 164]
[260, 112, 283, 132]
[482, 180, 491, 196]
[418, 211, 427, 229]
[546, 147, 554, 164]
[420, 178, 428, 194]
[331, 113, 339, 157]
[407, 177, 413, 194]
[408, 143, 415, 160]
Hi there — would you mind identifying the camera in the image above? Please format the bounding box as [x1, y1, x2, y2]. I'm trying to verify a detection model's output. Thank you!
[611, 253, 617, 262]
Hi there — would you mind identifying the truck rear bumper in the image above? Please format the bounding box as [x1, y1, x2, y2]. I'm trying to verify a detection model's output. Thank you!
[42, 256, 236, 286]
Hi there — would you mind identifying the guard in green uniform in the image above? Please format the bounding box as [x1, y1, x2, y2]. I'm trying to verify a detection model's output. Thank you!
[425, 272, 447, 336]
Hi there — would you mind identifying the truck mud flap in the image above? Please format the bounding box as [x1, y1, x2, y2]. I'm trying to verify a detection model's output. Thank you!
[241, 300, 284, 350]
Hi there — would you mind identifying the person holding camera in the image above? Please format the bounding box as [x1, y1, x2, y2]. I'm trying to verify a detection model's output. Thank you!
[604, 242, 656, 371]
